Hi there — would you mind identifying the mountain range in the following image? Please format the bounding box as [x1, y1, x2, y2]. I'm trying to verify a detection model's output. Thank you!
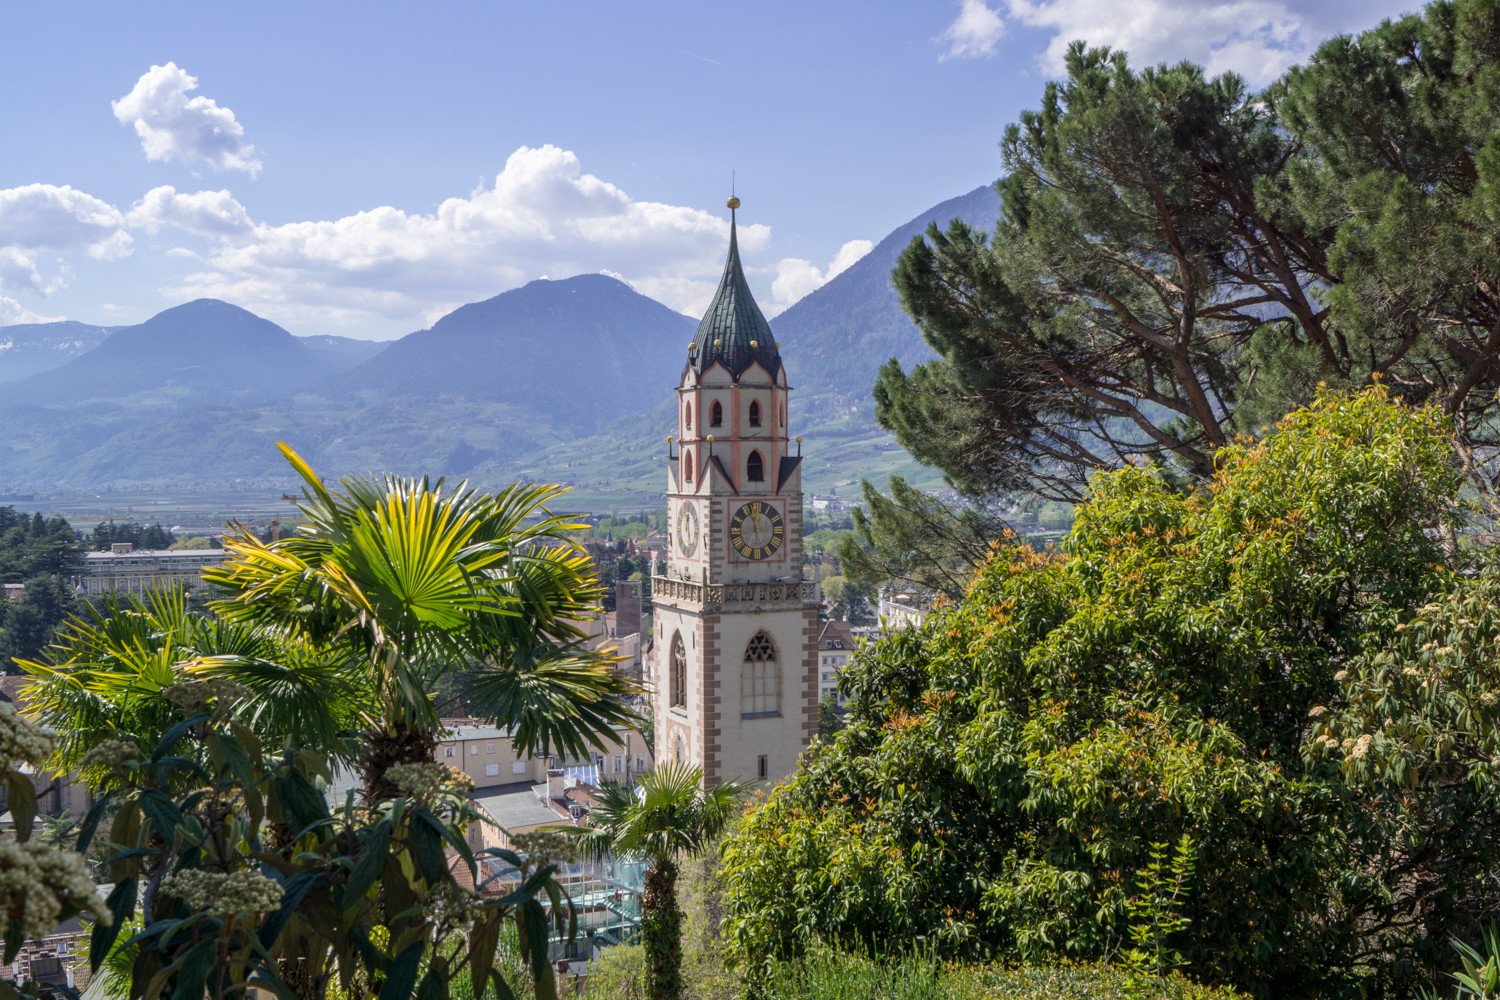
[0, 184, 1001, 495]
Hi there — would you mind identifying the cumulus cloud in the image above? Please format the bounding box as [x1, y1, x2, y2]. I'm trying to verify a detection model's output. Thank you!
[0, 184, 132, 259]
[1005, 0, 1310, 83]
[938, 0, 1007, 60]
[128, 186, 254, 239]
[112, 63, 262, 176]
[769, 239, 874, 312]
[162, 144, 770, 326]
[0, 296, 64, 325]
[0, 249, 47, 294]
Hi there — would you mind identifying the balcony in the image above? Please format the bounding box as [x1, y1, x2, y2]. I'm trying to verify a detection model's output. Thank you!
[652, 576, 818, 611]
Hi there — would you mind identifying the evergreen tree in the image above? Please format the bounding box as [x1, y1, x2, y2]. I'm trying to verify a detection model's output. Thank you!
[878, 2, 1500, 506]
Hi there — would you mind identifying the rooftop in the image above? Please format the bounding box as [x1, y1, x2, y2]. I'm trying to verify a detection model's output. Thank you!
[688, 201, 783, 382]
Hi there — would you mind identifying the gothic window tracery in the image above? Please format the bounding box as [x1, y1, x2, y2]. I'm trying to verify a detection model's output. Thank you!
[670, 632, 687, 709]
[742, 630, 780, 717]
[747, 450, 764, 481]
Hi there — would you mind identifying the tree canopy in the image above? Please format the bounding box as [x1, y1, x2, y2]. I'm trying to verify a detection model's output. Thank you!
[876, 0, 1500, 507]
[721, 388, 1486, 998]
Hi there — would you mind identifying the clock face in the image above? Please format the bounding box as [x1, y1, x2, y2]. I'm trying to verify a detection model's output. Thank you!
[729, 501, 785, 560]
[676, 502, 699, 557]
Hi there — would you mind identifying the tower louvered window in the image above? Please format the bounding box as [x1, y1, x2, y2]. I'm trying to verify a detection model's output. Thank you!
[711, 400, 723, 426]
[670, 633, 687, 709]
[747, 450, 764, 481]
[742, 631, 779, 717]
[749, 400, 761, 426]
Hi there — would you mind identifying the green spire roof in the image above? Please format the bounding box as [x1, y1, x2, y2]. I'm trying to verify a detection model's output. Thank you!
[689, 208, 782, 381]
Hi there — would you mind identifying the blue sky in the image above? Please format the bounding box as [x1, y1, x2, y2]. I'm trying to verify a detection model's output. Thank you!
[0, 0, 1411, 339]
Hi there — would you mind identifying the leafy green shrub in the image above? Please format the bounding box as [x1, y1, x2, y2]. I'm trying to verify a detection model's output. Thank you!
[721, 388, 1482, 998]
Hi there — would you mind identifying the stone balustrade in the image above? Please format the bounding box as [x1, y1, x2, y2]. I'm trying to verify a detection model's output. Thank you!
[652, 576, 819, 608]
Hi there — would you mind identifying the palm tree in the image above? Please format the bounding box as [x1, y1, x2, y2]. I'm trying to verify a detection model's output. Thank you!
[205, 443, 638, 800]
[567, 763, 751, 1000]
[22, 585, 361, 782]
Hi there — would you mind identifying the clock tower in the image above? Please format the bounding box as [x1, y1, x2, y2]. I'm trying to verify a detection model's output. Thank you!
[652, 197, 820, 789]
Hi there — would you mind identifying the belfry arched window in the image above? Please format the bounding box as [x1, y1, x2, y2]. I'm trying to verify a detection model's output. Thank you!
[711, 400, 723, 426]
[748, 400, 761, 426]
[747, 450, 764, 482]
[670, 632, 687, 709]
[683, 449, 693, 482]
[742, 630, 780, 717]
[685, 402, 692, 430]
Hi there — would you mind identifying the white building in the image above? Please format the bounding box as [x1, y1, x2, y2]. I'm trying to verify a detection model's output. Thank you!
[77, 542, 228, 597]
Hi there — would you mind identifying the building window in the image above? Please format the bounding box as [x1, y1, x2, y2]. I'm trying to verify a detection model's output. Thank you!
[470, 745, 478, 755]
[685, 402, 692, 430]
[444, 746, 455, 757]
[613, 754, 624, 773]
[674, 733, 686, 763]
[748, 400, 761, 426]
[742, 631, 780, 717]
[486, 741, 495, 753]
[485, 763, 500, 777]
[711, 400, 723, 426]
[757, 755, 769, 780]
[670, 632, 687, 709]
[512, 760, 527, 775]
[747, 450, 764, 482]
[684, 449, 693, 482]
[634, 754, 646, 772]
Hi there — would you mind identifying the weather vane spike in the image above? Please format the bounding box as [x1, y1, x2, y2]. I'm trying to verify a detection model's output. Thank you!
[727, 169, 740, 212]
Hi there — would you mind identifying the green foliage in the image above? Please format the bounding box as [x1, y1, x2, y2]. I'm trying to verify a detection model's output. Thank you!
[0, 573, 86, 673]
[1121, 836, 1196, 985]
[22, 586, 364, 781]
[836, 477, 1006, 601]
[71, 696, 572, 1000]
[564, 765, 750, 1000]
[818, 695, 844, 740]
[720, 389, 1473, 998]
[0, 507, 82, 580]
[205, 444, 637, 799]
[878, 1, 1500, 508]
[89, 520, 173, 552]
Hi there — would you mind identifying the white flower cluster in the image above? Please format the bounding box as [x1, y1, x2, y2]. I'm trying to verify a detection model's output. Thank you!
[1308, 706, 1328, 718]
[81, 739, 142, 772]
[0, 703, 56, 770]
[162, 679, 253, 714]
[1344, 734, 1374, 760]
[510, 830, 579, 868]
[386, 763, 474, 801]
[160, 868, 283, 919]
[422, 880, 484, 928]
[1334, 670, 1350, 682]
[0, 841, 109, 940]
[1481, 692, 1499, 708]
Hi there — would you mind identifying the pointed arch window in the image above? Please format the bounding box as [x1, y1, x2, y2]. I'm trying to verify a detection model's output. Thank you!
[670, 632, 687, 709]
[748, 400, 761, 426]
[742, 630, 780, 717]
[683, 449, 693, 483]
[711, 400, 723, 426]
[685, 402, 692, 430]
[747, 450, 764, 482]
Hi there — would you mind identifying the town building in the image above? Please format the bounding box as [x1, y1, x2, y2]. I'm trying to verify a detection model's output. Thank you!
[878, 586, 936, 630]
[816, 620, 855, 705]
[76, 542, 229, 598]
[650, 198, 820, 789]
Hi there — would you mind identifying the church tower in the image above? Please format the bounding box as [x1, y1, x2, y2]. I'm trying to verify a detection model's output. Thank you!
[652, 196, 819, 788]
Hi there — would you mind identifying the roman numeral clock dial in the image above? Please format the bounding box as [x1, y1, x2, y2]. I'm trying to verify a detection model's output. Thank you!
[729, 501, 784, 560]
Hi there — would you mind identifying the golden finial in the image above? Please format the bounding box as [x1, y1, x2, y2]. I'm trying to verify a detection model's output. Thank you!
[796, 437, 802, 444]
[667, 435, 675, 443]
[775, 341, 781, 349]
[714, 338, 722, 346]
[707, 435, 715, 443]
[727, 196, 741, 210]
[750, 340, 758, 348]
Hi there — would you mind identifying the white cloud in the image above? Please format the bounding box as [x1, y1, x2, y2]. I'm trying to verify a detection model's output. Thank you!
[0, 295, 64, 325]
[0, 249, 46, 294]
[112, 63, 262, 176]
[1006, 0, 1309, 83]
[938, 0, 1007, 60]
[128, 186, 254, 239]
[162, 144, 771, 326]
[0, 184, 132, 259]
[769, 239, 874, 312]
